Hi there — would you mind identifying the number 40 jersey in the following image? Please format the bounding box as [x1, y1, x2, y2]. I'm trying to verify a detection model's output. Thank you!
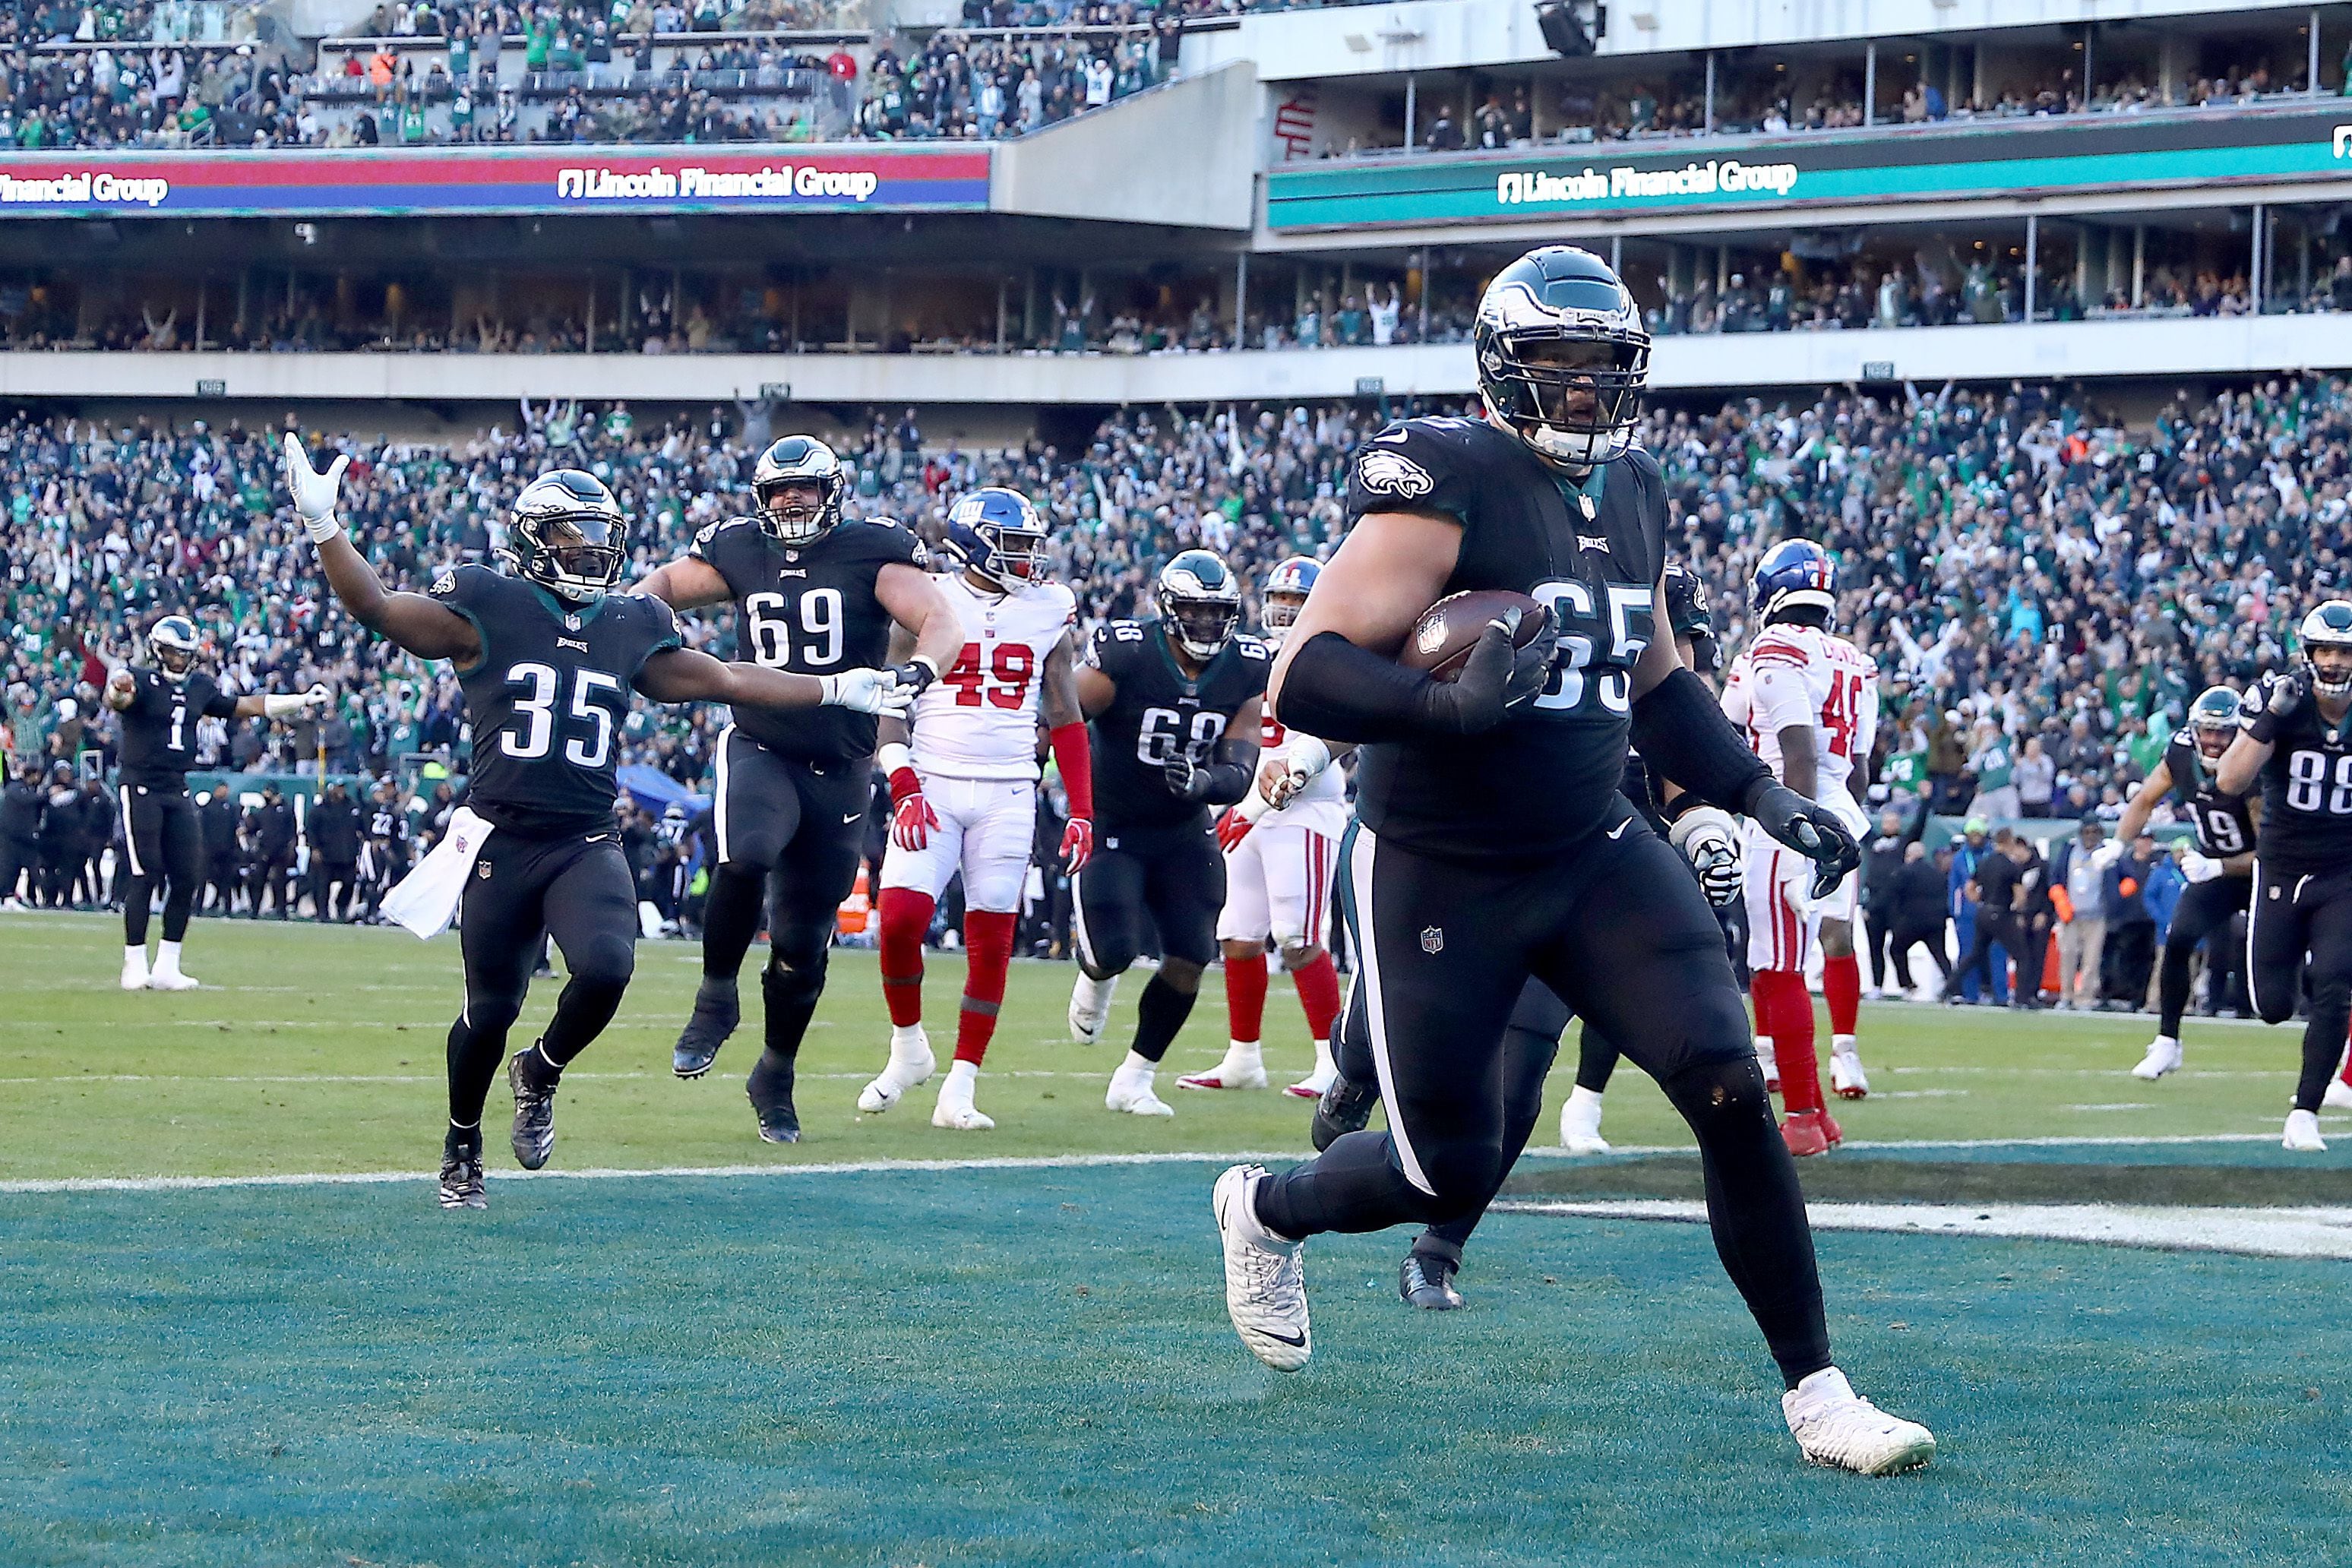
[909, 572, 1079, 782]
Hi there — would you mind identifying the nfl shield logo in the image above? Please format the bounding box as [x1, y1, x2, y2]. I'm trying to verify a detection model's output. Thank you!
[565, 614, 582, 631]
[1420, 927, 1443, 954]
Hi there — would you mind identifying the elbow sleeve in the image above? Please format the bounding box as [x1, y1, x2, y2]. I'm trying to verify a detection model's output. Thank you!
[1275, 631, 1445, 744]
[1630, 666, 1772, 814]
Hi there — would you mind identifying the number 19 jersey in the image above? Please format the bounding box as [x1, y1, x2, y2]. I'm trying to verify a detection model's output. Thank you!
[1083, 618, 1269, 836]
[909, 572, 1077, 782]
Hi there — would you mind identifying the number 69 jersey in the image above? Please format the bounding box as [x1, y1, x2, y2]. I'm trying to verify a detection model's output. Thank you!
[1084, 618, 1270, 835]
[910, 572, 1080, 782]
[1718, 621, 1878, 836]
[690, 513, 927, 764]
[430, 564, 681, 837]
[2241, 674, 2352, 874]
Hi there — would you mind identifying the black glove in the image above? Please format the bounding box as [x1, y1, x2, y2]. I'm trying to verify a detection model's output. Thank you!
[887, 656, 938, 700]
[1162, 752, 1210, 801]
[1745, 781, 1861, 900]
[1413, 609, 1561, 736]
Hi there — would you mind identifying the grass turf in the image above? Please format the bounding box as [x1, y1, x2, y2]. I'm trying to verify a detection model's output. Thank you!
[5, 912, 2350, 1564]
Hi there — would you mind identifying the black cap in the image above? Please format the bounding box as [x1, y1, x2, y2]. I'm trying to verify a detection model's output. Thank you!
[2079, 811, 2104, 829]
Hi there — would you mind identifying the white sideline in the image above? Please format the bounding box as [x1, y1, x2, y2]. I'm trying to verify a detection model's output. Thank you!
[1498, 1199, 2352, 1260]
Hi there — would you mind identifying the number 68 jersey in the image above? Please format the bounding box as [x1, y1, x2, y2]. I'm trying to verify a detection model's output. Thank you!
[1084, 618, 1270, 836]
[909, 572, 1079, 782]
[430, 564, 681, 837]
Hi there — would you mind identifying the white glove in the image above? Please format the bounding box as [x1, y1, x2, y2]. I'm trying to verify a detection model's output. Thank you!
[817, 668, 910, 716]
[2180, 850, 2222, 884]
[2090, 840, 2123, 870]
[1668, 805, 1745, 908]
[1271, 734, 1331, 810]
[261, 684, 331, 719]
[282, 434, 349, 543]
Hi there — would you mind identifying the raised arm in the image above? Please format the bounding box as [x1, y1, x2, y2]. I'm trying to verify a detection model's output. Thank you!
[283, 435, 481, 664]
[2215, 732, 2268, 798]
[636, 555, 735, 612]
[2114, 760, 2174, 846]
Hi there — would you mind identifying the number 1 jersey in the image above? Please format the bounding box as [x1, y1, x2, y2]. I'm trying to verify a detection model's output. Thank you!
[691, 514, 928, 764]
[909, 572, 1077, 782]
[430, 564, 681, 837]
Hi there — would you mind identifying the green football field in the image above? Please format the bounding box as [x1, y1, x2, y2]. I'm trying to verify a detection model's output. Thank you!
[5, 911, 2350, 1565]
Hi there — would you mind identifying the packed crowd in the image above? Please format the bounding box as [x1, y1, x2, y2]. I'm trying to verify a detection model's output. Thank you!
[2, 0, 251, 47]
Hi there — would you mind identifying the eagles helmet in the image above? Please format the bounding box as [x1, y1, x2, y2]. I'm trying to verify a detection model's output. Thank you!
[1157, 549, 1242, 661]
[2299, 599, 2352, 698]
[2188, 684, 2242, 759]
[1260, 557, 1320, 643]
[507, 469, 628, 602]
[944, 486, 1049, 591]
[1661, 560, 1720, 675]
[752, 435, 847, 547]
[1473, 245, 1650, 469]
[149, 614, 201, 681]
[1751, 539, 1838, 628]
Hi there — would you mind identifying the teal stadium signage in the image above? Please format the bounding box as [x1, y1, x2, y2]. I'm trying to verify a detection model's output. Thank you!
[1265, 104, 2352, 230]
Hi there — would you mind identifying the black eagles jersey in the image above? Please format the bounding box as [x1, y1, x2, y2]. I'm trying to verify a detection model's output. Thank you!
[430, 564, 681, 838]
[1344, 416, 1664, 861]
[117, 668, 239, 789]
[1084, 618, 1270, 836]
[367, 804, 412, 849]
[2162, 730, 2256, 862]
[691, 514, 927, 764]
[2243, 674, 2352, 874]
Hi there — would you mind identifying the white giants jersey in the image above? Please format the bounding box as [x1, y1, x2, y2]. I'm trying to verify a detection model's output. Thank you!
[1720, 621, 1879, 809]
[909, 572, 1078, 782]
[1257, 707, 1348, 836]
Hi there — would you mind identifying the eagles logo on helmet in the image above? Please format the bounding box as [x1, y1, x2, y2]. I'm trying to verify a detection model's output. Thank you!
[1473, 245, 1651, 469]
[2299, 599, 2352, 698]
[149, 614, 201, 680]
[2189, 684, 2243, 759]
[505, 469, 628, 602]
[945, 486, 1050, 592]
[752, 434, 848, 546]
[1157, 549, 1242, 660]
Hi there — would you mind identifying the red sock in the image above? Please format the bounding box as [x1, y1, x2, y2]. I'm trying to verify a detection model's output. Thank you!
[954, 909, 1016, 1066]
[1290, 950, 1342, 1045]
[1822, 953, 1860, 1038]
[876, 888, 934, 1029]
[1224, 950, 1269, 1045]
[1762, 969, 1824, 1114]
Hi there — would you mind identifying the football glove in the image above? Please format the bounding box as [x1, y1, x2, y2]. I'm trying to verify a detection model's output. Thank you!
[1667, 805, 1743, 908]
[817, 668, 911, 716]
[2180, 850, 2223, 884]
[2267, 666, 2312, 715]
[261, 684, 333, 719]
[1216, 805, 1253, 852]
[1747, 782, 1861, 900]
[1269, 735, 1331, 809]
[280, 434, 349, 543]
[1061, 816, 1094, 874]
[887, 764, 935, 852]
[887, 656, 940, 700]
[1163, 751, 1210, 801]
[1416, 609, 1561, 735]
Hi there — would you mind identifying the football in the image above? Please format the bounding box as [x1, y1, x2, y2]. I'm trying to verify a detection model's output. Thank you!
[1400, 590, 1550, 681]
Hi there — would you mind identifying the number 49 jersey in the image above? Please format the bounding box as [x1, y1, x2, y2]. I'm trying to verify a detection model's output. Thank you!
[2241, 674, 2352, 874]
[1720, 622, 1878, 826]
[1084, 618, 1270, 835]
[691, 514, 928, 764]
[430, 564, 681, 837]
[909, 572, 1078, 782]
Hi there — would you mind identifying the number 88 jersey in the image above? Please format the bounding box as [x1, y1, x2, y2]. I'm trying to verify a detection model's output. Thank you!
[2243, 673, 2352, 874]
[910, 572, 1078, 782]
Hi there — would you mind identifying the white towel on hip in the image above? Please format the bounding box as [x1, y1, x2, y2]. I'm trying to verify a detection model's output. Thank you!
[380, 806, 493, 940]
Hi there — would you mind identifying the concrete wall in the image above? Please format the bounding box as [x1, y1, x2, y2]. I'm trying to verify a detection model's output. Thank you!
[11, 313, 2352, 406]
[990, 62, 1260, 231]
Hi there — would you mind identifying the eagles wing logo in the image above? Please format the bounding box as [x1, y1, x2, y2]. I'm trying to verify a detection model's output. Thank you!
[431, 567, 457, 596]
[695, 520, 720, 545]
[909, 537, 931, 568]
[1358, 450, 1435, 501]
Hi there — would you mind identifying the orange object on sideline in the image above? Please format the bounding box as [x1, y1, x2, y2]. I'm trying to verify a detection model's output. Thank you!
[836, 865, 871, 937]
[2051, 886, 2075, 924]
[2041, 933, 2061, 997]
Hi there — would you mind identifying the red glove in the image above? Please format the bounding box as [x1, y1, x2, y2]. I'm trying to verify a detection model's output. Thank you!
[1215, 805, 1253, 852]
[888, 766, 935, 852]
[1061, 816, 1094, 874]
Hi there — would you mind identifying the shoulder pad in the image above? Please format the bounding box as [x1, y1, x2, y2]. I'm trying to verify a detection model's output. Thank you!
[1346, 418, 1492, 523]
[428, 561, 496, 602]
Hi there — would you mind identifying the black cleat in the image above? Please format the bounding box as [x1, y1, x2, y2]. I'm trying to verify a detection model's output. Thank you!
[507, 1046, 558, 1170]
[1399, 1251, 1464, 1310]
[673, 975, 740, 1079]
[1310, 1072, 1379, 1152]
[747, 1048, 801, 1143]
[440, 1127, 487, 1210]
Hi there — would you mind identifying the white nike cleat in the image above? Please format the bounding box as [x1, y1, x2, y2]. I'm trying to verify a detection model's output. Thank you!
[1286, 1065, 1338, 1100]
[147, 969, 201, 991]
[1783, 1367, 1936, 1475]
[857, 1023, 936, 1112]
[1213, 1164, 1310, 1372]
[2324, 1078, 2352, 1111]
[2131, 1035, 2182, 1081]
[1755, 1035, 1780, 1094]
[1179, 1042, 1269, 1091]
[930, 1059, 994, 1131]
[1068, 972, 1118, 1044]
[1559, 1084, 1611, 1155]
[2284, 1108, 2328, 1152]
[120, 947, 149, 991]
[1105, 1061, 1174, 1117]
[1830, 1043, 1869, 1099]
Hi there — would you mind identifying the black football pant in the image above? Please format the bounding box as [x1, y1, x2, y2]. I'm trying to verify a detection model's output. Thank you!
[2158, 874, 2252, 1037]
[1411, 979, 1570, 1262]
[120, 786, 202, 947]
[1072, 820, 1225, 1063]
[1257, 805, 1830, 1386]
[1959, 910, 2022, 1003]
[254, 851, 298, 918]
[445, 829, 637, 1134]
[2248, 862, 2352, 1114]
[1886, 918, 1952, 991]
[700, 729, 868, 1073]
[312, 859, 359, 922]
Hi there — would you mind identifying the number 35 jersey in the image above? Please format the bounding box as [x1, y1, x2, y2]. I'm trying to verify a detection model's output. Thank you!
[430, 564, 681, 837]
[909, 572, 1077, 782]
[1340, 416, 1664, 861]
[691, 514, 928, 764]
[1084, 618, 1269, 836]
[2240, 675, 2352, 875]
